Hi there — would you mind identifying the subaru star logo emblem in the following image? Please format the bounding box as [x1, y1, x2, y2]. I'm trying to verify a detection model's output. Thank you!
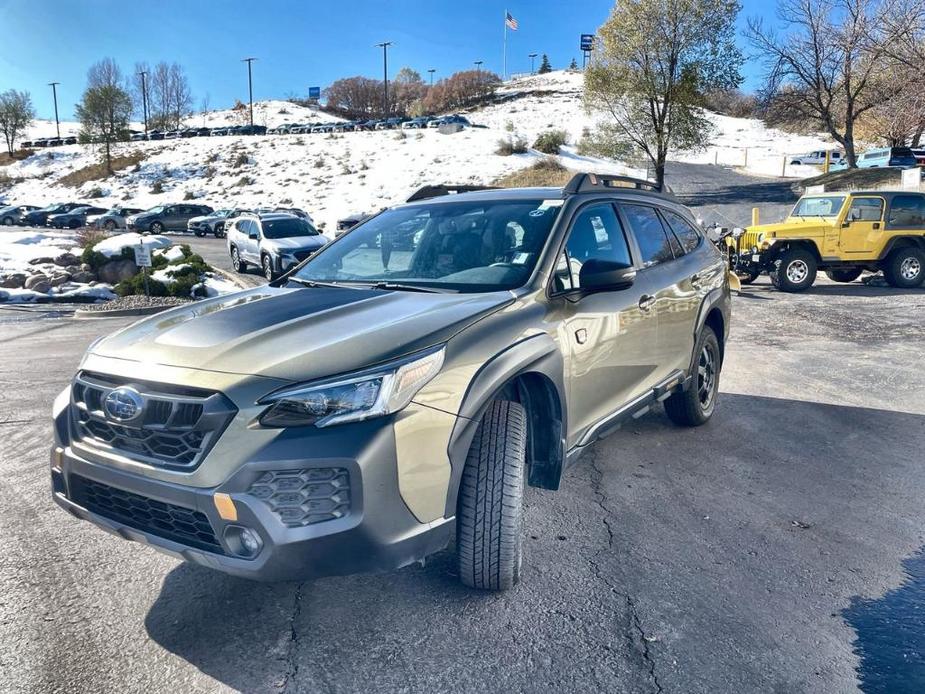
[103, 387, 145, 422]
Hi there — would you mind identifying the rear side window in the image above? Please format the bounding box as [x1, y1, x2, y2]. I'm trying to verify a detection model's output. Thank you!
[621, 204, 676, 267]
[660, 210, 702, 254]
[888, 195, 925, 227]
[554, 204, 632, 292]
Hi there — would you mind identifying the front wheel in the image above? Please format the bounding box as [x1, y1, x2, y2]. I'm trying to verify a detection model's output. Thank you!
[230, 246, 246, 273]
[825, 268, 863, 283]
[194, 230, 205, 237]
[770, 247, 817, 292]
[882, 247, 925, 288]
[262, 254, 277, 281]
[150, 221, 165, 234]
[664, 325, 721, 427]
[1, 216, 13, 226]
[457, 400, 526, 591]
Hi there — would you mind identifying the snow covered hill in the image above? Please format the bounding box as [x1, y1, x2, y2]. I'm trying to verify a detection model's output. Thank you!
[5, 71, 839, 231]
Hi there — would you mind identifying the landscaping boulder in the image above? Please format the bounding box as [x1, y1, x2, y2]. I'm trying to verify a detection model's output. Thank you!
[0, 273, 26, 289]
[98, 259, 139, 284]
[24, 274, 50, 290]
[54, 252, 79, 267]
[28, 256, 54, 266]
[70, 270, 96, 284]
[50, 273, 72, 287]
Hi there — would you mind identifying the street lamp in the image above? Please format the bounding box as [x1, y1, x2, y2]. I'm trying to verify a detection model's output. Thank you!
[48, 82, 60, 140]
[137, 70, 149, 137]
[375, 42, 392, 116]
[427, 68, 436, 86]
[529, 53, 538, 74]
[474, 60, 483, 75]
[242, 57, 256, 127]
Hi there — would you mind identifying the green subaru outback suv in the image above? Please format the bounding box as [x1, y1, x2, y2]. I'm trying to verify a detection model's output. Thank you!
[51, 174, 731, 590]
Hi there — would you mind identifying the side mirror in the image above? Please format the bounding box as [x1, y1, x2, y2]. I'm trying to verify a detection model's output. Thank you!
[578, 259, 636, 292]
[248, 232, 258, 240]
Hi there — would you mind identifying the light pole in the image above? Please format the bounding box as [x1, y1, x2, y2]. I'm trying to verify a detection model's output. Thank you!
[137, 70, 149, 137]
[529, 53, 538, 74]
[474, 60, 483, 74]
[375, 42, 392, 117]
[242, 57, 256, 127]
[427, 68, 435, 87]
[48, 82, 60, 139]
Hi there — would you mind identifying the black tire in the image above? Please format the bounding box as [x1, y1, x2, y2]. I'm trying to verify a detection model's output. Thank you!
[457, 400, 527, 591]
[882, 247, 925, 288]
[825, 268, 863, 283]
[770, 247, 817, 292]
[1, 216, 13, 226]
[737, 269, 761, 284]
[104, 220, 117, 231]
[213, 224, 226, 239]
[664, 326, 721, 427]
[194, 230, 205, 237]
[230, 246, 246, 272]
[151, 221, 164, 234]
[262, 254, 276, 281]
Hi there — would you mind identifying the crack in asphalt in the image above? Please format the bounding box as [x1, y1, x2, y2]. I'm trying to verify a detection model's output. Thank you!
[587, 453, 665, 694]
[279, 582, 305, 693]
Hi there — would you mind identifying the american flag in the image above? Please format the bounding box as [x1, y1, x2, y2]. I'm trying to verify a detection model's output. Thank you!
[505, 11, 518, 30]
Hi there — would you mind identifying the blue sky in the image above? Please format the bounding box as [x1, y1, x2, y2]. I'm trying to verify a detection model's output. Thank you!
[0, 0, 777, 121]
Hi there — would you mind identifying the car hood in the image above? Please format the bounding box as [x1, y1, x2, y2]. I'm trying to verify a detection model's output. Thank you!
[89, 285, 514, 382]
[189, 214, 214, 224]
[263, 236, 327, 252]
[751, 219, 835, 236]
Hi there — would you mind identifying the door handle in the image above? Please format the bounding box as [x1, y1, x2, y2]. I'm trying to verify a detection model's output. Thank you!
[639, 295, 656, 312]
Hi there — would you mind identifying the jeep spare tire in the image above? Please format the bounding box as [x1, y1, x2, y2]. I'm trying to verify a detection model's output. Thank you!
[457, 400, 526, 591]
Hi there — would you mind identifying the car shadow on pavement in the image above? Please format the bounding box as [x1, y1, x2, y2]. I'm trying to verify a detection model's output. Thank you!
[743, 282, 923, 299]
[842, 547, 925, 694]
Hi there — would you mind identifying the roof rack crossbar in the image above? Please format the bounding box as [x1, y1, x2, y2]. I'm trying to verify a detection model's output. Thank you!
[563, 173, 668, 195]
[405, 184, 498, 203]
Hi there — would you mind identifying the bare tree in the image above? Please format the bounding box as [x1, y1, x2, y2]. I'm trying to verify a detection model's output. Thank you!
[746, 0, 903, 167]
[149, 62, 193, 130]
[0, 89, 36, 154]
[200, 93, 210, 127]
[584, 0, 743, 188]
[75, 58, 133, 172]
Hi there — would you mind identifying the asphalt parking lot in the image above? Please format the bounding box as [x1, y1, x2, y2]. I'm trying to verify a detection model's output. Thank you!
[1, 273, 923, 694]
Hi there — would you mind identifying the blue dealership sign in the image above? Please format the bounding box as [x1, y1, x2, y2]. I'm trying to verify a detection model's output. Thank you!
[308, 86, 321, 99]
[580, 34, 595, 51]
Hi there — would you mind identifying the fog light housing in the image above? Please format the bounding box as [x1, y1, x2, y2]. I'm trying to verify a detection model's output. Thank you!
[223, 525, 263, 558]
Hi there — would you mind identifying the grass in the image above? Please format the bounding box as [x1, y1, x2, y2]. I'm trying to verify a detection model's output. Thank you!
[0, 149, 35, 166]
[59, 151, 147, 188]
[494, 158, 572, 188]
[496, 136, 528, 156]
[797, 167, 904, 193]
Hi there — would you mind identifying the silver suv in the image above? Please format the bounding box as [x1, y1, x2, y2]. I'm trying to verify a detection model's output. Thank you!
[226, 212, 327, 280]
[51, 174, 731, 590]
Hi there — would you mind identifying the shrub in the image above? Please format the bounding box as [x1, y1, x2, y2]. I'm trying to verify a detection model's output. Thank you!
[236, 175, 254, 187]
[80, 247, 109, 271]
[494, 158, 572, 188]
[183, 190, 196, 200]
[150, 179, 164, 194]
[314, 157, 325, 168]
[496, 136, 528, 156]
[86, 186, 104, 198]
[505, 120, 515, 132]
[115, 274, 169, 297]
[76, 227, 108, 249]
[533, 130, 568, 155]
[231, 151, 249, 168]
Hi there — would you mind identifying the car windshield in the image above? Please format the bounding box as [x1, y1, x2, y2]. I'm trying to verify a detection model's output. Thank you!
[262, 217, 319, 239]
[292, 198, 562, 292]
[214, 209, 232, 217]
[791, 196, 846, 217]
[145, 205, 165, 214]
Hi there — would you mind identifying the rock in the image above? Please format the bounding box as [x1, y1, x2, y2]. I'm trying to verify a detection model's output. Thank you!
[98, 259, 139, 284]
[0, 273, 26, 289]
[29, 256, 54, 266]
[24, 274, 50, 290]
[54, 252, 79, 267]
[70, 270, 96, 284]
[26, 280, 51, 294]
[65, 264, 81, 274]
[80, 263, 92, 272]
[50, 273, 71, 287]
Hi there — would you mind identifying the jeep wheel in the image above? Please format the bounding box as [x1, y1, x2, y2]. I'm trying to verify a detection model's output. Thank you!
[230, 246, 246, 273]
[457, 400, 526, 591]
[825, 268, 863, 283]
[664, 325, 721, 427]
[770, 248, 817, 292]
[882, 247, 925, 288]
[151, 221, 165, 234]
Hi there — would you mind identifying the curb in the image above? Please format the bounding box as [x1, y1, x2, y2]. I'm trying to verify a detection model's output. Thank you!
[211, 267, 255, 289]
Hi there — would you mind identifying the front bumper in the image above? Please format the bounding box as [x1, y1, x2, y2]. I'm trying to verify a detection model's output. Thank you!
[51, 399, 455, 582]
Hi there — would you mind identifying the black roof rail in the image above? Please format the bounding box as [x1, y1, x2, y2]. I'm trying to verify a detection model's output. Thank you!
[405, 184, 498, 202]
[563, 173, 670, 195]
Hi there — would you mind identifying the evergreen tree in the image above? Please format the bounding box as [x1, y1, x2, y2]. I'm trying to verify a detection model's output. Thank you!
[568, 58, 579, 71]
[538, 54, 552, 74]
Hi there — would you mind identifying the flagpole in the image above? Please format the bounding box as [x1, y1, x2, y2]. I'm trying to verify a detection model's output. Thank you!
[503, 9, 507, 81]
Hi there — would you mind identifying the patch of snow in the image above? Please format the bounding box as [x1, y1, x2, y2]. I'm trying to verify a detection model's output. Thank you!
[150, 263, 190, 284]
[156, 245, 186, 262]
[0, 230, 80, 272]
[198, 274, 241, 297]
[93, 232, 172, 257]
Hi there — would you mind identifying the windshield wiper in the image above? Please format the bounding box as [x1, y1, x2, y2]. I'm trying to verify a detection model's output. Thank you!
[369, 282, 448, 293]
[287, 277, 356, 289]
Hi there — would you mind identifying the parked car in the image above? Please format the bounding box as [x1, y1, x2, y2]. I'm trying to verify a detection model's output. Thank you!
[47, 205, 109, 229]
[0, 204, 41, 226]
[335, 211, 375, 236]
[211, 127, 230, 136]
[22, 202, 83, 226]
[428, 114, 471, 129]
[830, 146, 919, 170]
[227, 212, 326, 280]
[20, 140, 33, 148]
[401, 117, 432, 129]
[47, 137, 63, 146]
[52, 172, 730, 590]
[187, 207, 253, 237]
[89, 207, 145, 231]
[911, 149, 925, 167]
[164, 130, 182, 140]
[32, 138, 49, 148]
[130, 132, 147, 142]
[789, 150, 842, 166]
[126, 203, 214, 233]
[148, 130, 165, 141]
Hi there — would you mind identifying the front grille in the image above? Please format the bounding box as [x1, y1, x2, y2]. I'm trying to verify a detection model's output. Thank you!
[71, 372, 236, 471]
[292, 250, 313, 262]
[248, 468, 351, 527]
[69, 474, 225, 554]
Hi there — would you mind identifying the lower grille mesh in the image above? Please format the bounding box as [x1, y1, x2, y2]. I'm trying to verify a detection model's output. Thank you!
[69, 475, 225, 555]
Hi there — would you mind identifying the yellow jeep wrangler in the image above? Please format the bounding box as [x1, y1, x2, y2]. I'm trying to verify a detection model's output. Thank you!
[729, 191, 925, 292]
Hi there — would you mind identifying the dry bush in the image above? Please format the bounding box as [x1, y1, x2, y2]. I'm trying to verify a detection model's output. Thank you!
[0, 149, 35, 166]
[59, 150, 146, 187]
[496, 136, 528, 156]
[76, 227, 109, 249]
[494, 158, 572, 187]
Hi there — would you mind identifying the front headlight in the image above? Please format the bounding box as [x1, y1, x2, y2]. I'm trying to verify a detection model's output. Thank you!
[257, 345, 445, 428]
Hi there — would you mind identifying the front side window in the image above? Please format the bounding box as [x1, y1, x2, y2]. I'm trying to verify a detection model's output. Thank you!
[555, 204, 632, 292]
[888, 195, 925, 227]
[847, 198, 883, 222]
[294, 199, 562, 292]
[661, 210, 702, 254]
[621, 204, 676, 267]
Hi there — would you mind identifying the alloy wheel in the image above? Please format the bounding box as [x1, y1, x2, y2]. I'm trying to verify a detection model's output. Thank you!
[786, 259, 809, 284]
[697, 342, 718, 410]
[900, 256, 921, 281]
